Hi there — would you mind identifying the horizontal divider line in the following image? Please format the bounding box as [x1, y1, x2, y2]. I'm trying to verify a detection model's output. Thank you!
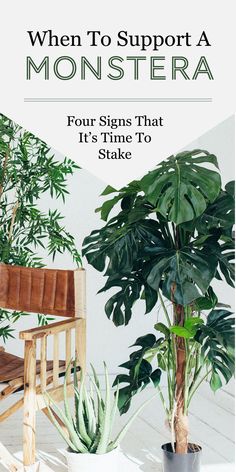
[24, 97, 212, 103]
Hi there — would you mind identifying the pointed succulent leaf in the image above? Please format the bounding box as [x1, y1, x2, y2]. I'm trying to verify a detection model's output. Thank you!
[77, 372, 93, 446]
[109, 383, 119, 437]
[44, 391, 88, 453]
[45, 403, 79, 452]
[63, 361, 74, 423]
[111, 393, 158, 449]
[96, 363, 111, 454]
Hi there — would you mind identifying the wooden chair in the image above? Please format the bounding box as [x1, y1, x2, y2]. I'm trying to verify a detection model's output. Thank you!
[0, 264, 86, 468]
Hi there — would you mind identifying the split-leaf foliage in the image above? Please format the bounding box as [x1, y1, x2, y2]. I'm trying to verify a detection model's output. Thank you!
[83, 150, 235, 437]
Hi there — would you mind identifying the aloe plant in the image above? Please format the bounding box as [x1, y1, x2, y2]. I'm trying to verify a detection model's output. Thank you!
[45, 363, 156, 454]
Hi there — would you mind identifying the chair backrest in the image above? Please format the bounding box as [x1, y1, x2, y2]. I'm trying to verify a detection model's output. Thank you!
[0, 264, 86, 318]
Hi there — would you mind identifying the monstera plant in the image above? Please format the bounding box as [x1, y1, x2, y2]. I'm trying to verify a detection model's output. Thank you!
[83, 150, 235, 458]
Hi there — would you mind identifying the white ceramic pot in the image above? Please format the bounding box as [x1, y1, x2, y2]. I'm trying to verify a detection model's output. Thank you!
[64, 447, 123, 472]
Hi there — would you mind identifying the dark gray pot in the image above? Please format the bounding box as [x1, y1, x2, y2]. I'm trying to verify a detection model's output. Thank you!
[162, 443, 202, 472]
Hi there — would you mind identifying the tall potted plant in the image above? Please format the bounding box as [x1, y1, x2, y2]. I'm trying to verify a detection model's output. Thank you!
[0, 113, 81, 341]
[83, 150, 235, 471]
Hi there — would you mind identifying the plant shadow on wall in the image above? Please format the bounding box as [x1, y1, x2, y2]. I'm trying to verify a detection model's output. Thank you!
[83, 150, 235, 459]
[0, 113, 81, 342]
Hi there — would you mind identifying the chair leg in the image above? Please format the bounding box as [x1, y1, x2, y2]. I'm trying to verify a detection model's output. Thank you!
[23, 340, 36, 467]
[75, 319, 86, 375]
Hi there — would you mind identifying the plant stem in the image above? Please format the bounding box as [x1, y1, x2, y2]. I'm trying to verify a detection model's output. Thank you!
[183, 339, 189, 415]
[183, 340, 197, 414]
[188, 369, 212, 406]
[8, 200, 19, 242]
[157, 385, 169, 417]
[189, 344, 201, 393]
[159, 291, 172, 327]
[0, 152, 9, 204]
[156, 347, 174, 409]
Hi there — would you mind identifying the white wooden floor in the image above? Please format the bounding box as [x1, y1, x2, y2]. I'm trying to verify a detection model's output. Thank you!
[0, 382, 234, 472]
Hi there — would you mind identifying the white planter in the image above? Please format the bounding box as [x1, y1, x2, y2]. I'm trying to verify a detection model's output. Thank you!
[64, 447, 123, 472]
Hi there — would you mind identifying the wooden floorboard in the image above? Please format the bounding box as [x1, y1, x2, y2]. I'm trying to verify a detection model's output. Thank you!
[0, 382, 234, 471]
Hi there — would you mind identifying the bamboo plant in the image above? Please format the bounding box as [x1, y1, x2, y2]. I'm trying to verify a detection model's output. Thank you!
[83, 150, 235, 454]
[45, 363, 156, 454]
[0, 114, 81, 341]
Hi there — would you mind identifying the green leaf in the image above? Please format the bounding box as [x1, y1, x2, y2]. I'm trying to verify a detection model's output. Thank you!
[77, 371, 93, 446]
[193, 184, 235, 234]
[184, 317, 204, 331]
[96, 363, 111, 454]
[195, 309, 235, 390]
[210, 371, 223, 392]
[101, 275, 143, 326]
[147, 246, 217, 305]
[113, 333, 163, 414]
[44, 391, 88, 452]
[97, 195, 123, 221]
[141, 150, 221, 224]
[170, 317, 204, 338]
[154, 322, 170, 338]
[131, 334, 157, 349]
[194, 287, 218, 310]
[101, 185, 117, 196]
[225, 181, 235, 197]
[110, 392, 157, 450]
[170, 326, 193, 338]
[143, 285, 158, 314]
[150, 368, 162, 386]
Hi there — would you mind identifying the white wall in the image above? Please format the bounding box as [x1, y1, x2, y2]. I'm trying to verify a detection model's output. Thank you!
[4, 116, 235, 377]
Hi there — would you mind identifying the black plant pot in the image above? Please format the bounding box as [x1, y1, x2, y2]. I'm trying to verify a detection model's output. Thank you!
[162, 443, 202, 472]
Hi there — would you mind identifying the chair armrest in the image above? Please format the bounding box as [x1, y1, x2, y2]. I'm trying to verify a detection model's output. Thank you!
[19, 317, 84, 341]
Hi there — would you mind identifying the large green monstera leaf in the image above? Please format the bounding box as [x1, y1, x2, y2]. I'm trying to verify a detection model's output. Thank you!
[83, 219, 165, 275]
[113, 334, 162, 414]
[141, 150, 221, 225]
[195, 309, 235, 391]
[83, 219, 164, 325]
[182, 181, 235, 235]
[146, 245, 218, 305]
